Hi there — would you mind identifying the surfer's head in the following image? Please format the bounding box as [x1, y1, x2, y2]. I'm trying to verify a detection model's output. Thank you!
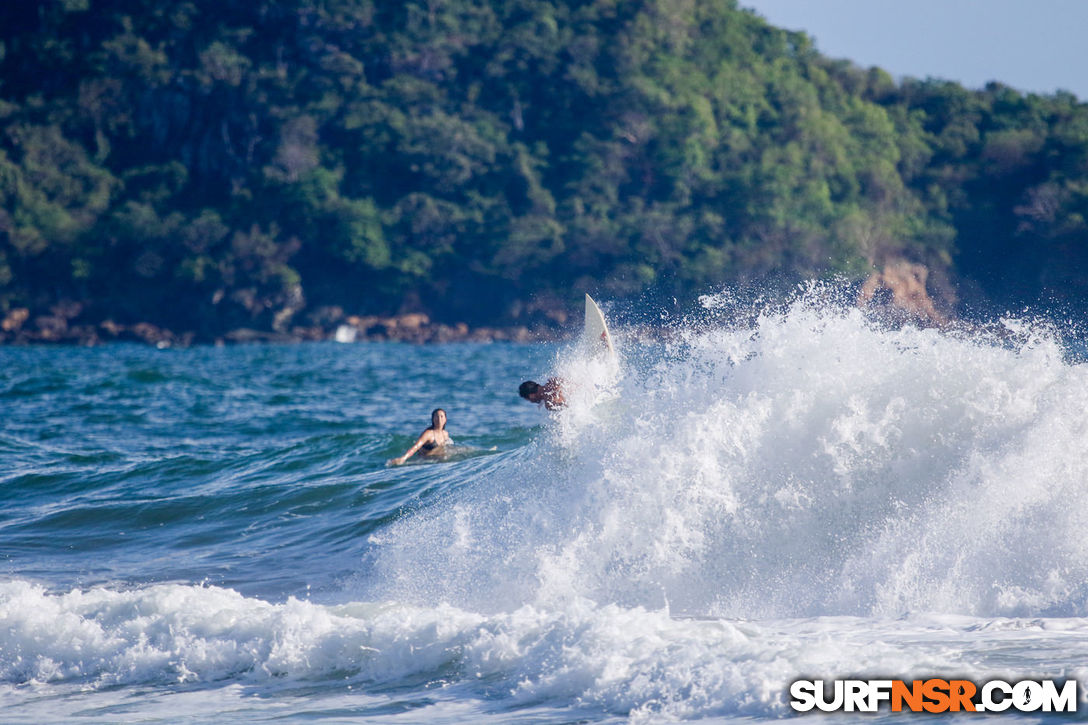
[519, 381, 541, 402]
[431, 408, 447, 429]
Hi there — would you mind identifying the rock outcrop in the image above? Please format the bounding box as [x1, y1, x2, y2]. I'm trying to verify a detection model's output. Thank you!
[857, 260, 949, 328]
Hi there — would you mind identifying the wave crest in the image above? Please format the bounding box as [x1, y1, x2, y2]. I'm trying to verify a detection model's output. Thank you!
[368, 291, 1088, 618]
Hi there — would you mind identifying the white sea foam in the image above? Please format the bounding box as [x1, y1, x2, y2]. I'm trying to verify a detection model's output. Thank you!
[368, 291, 1088, 619]
[5, 579, 1087, 721]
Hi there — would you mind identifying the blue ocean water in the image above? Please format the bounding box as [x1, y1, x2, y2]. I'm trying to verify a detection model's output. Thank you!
[3, 294, 1088, 722]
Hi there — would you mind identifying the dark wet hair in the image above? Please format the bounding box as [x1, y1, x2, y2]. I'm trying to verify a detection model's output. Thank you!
[431, 408, 446, 427]
[518, 381, 540, 399]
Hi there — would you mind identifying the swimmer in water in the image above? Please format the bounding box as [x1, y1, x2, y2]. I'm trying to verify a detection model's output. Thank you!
[390, 408, 450, 465]
[518, 378, 566, 410]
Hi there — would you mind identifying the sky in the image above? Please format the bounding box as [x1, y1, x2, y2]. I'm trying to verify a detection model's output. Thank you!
[740, 0, 1088, 99]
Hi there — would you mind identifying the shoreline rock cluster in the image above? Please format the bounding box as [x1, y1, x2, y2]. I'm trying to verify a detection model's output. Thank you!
[0, 263, 954, 348]
[0, 305, 562, 348]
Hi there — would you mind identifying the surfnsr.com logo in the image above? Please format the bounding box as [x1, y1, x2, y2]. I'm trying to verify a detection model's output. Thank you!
[789, 679, 1078, 714]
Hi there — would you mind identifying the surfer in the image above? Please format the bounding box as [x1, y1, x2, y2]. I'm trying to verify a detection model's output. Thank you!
[390, 408, 451, 465]
[519, 378, 566, 410]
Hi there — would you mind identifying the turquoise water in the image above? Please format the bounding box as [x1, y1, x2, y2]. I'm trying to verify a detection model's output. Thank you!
[4, 298, 1088, 722]
[2, 343, 551, 600]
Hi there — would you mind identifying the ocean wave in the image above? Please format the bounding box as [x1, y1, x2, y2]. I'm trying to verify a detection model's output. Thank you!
[9, 579, 1082, 720]
[367, 291, 1088, 619]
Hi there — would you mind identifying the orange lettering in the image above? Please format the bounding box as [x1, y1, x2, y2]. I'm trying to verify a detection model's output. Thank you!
[949, 680, 977, 712]
[892, 680, 923, 712]
[922, 679, 951, 713]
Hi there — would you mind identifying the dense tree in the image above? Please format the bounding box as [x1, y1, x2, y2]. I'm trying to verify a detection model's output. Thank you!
[1, 0, 1086, 338]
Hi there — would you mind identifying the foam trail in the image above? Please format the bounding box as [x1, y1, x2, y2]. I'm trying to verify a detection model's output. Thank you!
[367, 289, 1088, 618]
[7, 580, 1088, 721]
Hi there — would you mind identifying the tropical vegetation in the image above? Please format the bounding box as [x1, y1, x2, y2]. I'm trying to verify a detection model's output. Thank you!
[2, 0, 1086, 338]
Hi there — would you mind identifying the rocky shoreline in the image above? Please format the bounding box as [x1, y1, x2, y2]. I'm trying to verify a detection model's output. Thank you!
[0, 306, 565, 348]
[0, 262, 956, 348]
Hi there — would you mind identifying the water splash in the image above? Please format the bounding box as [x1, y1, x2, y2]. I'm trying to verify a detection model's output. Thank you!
[368, 288, 1088, 619]
[11, 579, 1083, 721]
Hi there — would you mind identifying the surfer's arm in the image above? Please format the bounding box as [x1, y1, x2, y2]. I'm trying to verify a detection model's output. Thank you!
[542, 378, 567, 410]
[391, 429, 433, 465]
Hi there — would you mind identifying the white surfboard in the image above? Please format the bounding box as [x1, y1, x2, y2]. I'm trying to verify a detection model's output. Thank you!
[583, 293, 615, 359]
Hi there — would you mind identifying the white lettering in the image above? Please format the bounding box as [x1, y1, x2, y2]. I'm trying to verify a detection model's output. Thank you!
[1013, 681, 1043, 712]
[982, 680, 1012, 712]
[844, 681, 869, 712]
[1041, 680, 1077, 713]
[789, 680, 816, 712]
[867, 680, 893, 711]
[816, 680, 844, 712]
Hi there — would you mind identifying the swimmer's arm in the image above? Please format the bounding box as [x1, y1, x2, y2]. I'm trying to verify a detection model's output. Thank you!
[391, 429, 433, 465]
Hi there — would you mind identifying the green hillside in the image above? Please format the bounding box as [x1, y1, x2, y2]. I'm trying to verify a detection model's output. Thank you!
[2, 0, 1087, 340]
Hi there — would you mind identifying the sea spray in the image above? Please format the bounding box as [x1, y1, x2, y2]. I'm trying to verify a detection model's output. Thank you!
[6, 579, 1088, 721]
[366, 290, 1088, 619]
[5, 578, 1063, 721]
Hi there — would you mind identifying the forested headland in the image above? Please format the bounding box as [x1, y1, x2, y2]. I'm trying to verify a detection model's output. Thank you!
[2, 0, 1087, 344]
